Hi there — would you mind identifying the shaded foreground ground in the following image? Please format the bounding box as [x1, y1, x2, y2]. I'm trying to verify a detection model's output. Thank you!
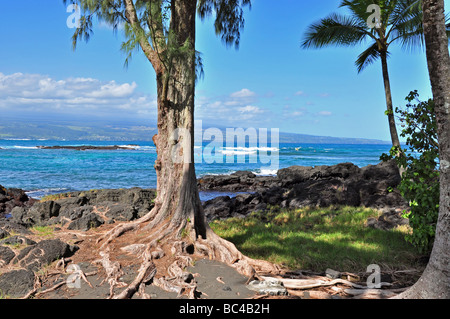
[0, 161, 426, 299]
[43, 259, 255, 299]
[0, 205, 425, 300]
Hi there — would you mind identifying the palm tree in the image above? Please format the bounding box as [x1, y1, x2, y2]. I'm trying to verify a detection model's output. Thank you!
[301, 0, 443, 149]
[396, 0, 450, 299]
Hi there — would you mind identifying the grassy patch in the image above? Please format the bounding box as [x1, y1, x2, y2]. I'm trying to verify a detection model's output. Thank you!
[30, 225, 55, 238]
[40, 193, 72, 202]
[210, 206, 421, 273]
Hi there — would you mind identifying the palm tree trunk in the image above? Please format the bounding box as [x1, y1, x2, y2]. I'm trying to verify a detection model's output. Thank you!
[395, 0, 450, 299]
[380, 51, 401, 148]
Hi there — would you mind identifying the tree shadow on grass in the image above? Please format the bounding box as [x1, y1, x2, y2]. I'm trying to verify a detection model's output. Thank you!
[212, 212, 422, 273]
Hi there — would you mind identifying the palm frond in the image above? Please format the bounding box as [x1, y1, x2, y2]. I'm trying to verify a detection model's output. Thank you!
[340, 0, 381, 26]
[387, 0, 425, 51]
[301, 13, 370, 49]
[355, 42, 382, 73]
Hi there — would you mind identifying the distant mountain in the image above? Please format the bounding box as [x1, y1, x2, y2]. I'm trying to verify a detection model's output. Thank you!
[0, 120, 158, 142]
[277, 132, 389, 145]
[0, 119, 390, 144]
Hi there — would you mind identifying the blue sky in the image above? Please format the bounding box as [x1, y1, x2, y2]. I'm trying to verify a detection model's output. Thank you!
[0, 0, 447, 141]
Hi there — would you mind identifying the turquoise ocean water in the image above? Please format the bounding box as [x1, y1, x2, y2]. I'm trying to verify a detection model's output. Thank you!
[0, 139, 392, 200]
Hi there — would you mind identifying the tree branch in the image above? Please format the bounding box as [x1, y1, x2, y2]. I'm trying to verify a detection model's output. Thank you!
[124, 0, 164, 74]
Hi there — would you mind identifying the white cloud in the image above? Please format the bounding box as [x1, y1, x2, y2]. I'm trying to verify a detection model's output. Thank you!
[230, 88, 256, 99]
[294, 90, 305, 96]
[0, 72, 156, 119]
[317, 111, 332, 116]
[87, 81, 137, 98]
[195, 89, 268, 125]
[238, 105, 263, 114]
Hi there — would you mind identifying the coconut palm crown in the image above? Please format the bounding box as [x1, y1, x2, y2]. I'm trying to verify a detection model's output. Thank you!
[301, 0, 449, 148]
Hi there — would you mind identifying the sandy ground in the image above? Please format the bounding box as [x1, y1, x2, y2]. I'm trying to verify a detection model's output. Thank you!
[43, 259, 256, 299]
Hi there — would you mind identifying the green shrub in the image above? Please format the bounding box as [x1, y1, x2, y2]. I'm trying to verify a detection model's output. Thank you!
[381, 90, 439, 253]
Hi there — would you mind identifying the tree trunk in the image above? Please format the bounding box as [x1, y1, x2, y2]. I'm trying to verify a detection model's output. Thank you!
[380, 51, 401, 148]
[395, 0, 450, 299]
[97, 2, 278, 292]
[149, 0, 207, 240]
[140, 0, 276, 278]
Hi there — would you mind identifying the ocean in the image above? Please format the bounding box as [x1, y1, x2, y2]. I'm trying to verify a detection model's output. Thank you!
[0, 139, 392, 200]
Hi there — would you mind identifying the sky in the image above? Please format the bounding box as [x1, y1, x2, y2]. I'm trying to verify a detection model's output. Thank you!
[0, 0, 448, 142]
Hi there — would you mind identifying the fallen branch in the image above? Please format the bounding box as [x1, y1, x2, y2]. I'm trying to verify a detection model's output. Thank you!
[260, 276, 391, 290]
[287, 289, 340, 299]
[21, 270, 97, 299]
[345, 287, 408, 299]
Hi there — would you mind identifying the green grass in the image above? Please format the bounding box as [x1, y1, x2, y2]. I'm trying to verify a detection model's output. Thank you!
[210, 206, 421, 273]
[30, 225, 55, 237]
[40, 193, 73, 202]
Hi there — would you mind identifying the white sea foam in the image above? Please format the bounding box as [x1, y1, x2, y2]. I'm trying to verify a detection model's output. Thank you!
[253, 169, 278, 176]
[221, 149, 258, 156]
[117, 144, 141, 150]
[117, 145, 155, 151]
[219, 146, 279, 156]
[11, 146, 39, 149]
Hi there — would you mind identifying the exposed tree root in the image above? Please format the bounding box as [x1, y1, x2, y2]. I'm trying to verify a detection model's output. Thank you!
[113, 252, 156, 299]
[96, 208, 158, 250]
[21, 268, 97, 299]
[94, 249, 128, 298]
[85, 202, 282, 299]
[196, 228, 280, 280]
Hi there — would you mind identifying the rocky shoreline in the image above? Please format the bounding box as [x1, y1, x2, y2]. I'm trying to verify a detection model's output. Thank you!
[0, 160, 410, 298]
[199, 160, 408, 224]
[36, 145, 137, 151]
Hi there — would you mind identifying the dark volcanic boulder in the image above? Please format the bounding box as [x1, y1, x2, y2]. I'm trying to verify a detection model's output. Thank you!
[59, 205, 94, 222]
[10, 201, 61, 227]
[203, 196, 235, 222]
[0, 269, 35, 298]
[202, 160, 408, 220]
[277, 162, 361, 186]
[0, 246, 15, 266]
[67, 213, 105, 231]
[5, 188, 156, 228]
[28, 201, 61, 225]
[16, 239, 77, 272]
[360, 160, 401, 185]
[0, 220, 32, 235]
[104, 203, 137, 222]
[350, 160, 405, 209]
[0, 185, 37, 219]
[260, 187, 284, 206]
[0, 228, 9, 239]
[203, 192, 267, 221]
[198, 171, 278, 192]
[0, 235, 37, 246]
[283, 179, 361, 209]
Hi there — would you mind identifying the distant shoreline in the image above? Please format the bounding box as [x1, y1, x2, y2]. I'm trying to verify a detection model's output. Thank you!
[36, 145, 138, 151]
